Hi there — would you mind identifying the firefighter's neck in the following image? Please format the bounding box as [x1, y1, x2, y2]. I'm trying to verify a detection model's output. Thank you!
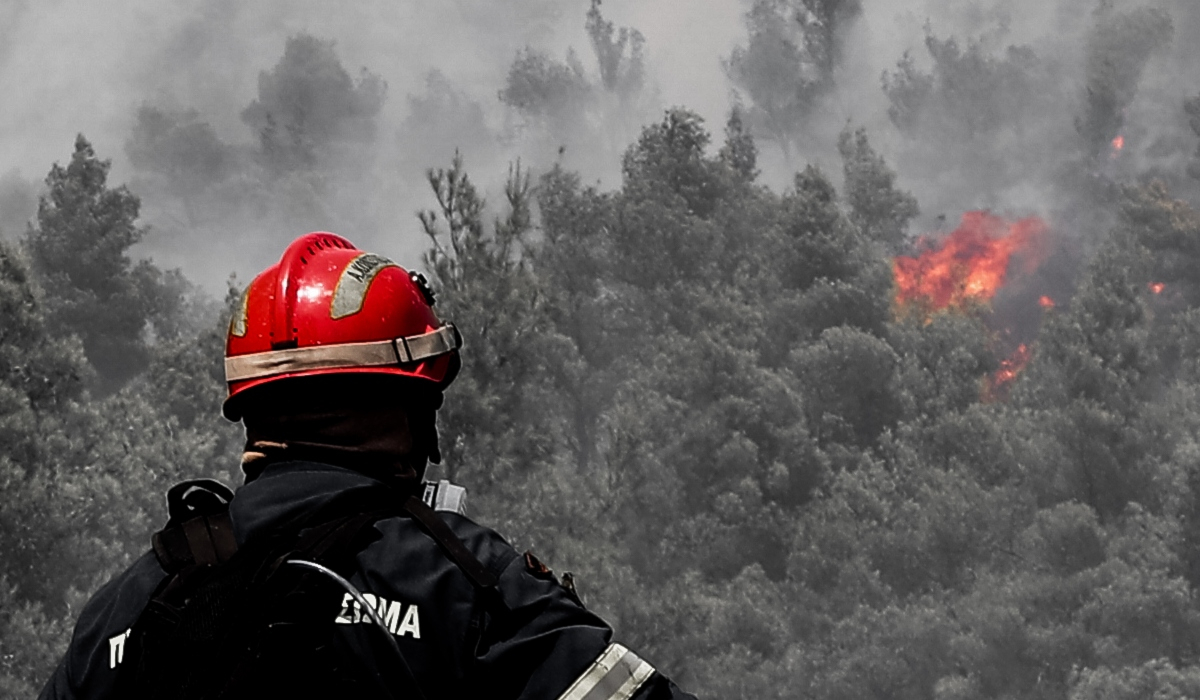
[241, 404, 432, 489]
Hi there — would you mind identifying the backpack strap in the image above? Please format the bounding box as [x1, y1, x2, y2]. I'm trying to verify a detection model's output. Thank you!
[402, 496, 497, 589]
[164, 479, 235, 524]
[152, 480, 238, 572]
[284, 500, 497, 590]
[151, 479, 497, 588]
[288, 510, 393, 567]
[270, 487, 497, 590]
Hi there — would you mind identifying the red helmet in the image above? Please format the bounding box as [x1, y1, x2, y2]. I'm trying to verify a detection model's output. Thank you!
[222, 232, 460, 420]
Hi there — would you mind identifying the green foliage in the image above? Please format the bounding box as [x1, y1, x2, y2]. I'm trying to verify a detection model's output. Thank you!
[883, 31, 1045, 140]
[499, 0, 649, 164]
[499, 48, 592, 123]
[719, 108, 759, 182]
[0, 582, 69, 698]
[724, 0, 862, 161]
[407, 126, 1200, 699]
[417, 153, 557, 507]
[1070, 659, 1200, 700]
[794, 0, 862, 80]
[888, 314, 996, 422]
[0, 170, 37, 239]
[19, 66, 1200, 700]
[24, 135, 185, 390]
[401, 70, 495, 171]
[126, 106, 233, 202]
[585, 0, 644, 98]
[1078, 7, 1173, 158]
[0, 240, 90, 602]
[1186, 95, 1200, 181]
[492, 2, 660, 189]
[838, 126, 919, 251]
[242, 34, 387, 173]
[124, 106, 242, 231]
[621, 109, 723, 221]
[0, 137, 242, 687]
[0, 243, 88, 410]
[792, 326, 899, 447]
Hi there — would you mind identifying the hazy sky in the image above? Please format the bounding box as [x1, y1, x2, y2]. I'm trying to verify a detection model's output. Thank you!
[1, 0, 1194, 292]
[0, 0, 992, 174]
[0, 0, 742, 178]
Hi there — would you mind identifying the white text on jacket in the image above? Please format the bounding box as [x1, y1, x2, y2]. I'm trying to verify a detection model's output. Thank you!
[334, 592, 421, 639]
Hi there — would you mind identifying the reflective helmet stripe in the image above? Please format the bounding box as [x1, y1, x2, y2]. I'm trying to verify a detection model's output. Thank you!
[224, 324, 460, 383]
[556, 644, 655, 700]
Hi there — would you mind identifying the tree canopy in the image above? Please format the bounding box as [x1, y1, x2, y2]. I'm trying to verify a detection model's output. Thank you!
[11, 4, 1200, 697]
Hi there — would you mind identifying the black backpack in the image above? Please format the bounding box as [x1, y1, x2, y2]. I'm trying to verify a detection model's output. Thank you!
[114, 479, 496, 700]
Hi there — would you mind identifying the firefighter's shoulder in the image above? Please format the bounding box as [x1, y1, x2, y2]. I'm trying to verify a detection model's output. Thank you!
[41, 551, 166, 699]
[409, 478, 534, 581]
[407, 486, 602, 625]
[359, 480, 577, 602]
[362, 484, 520, 590]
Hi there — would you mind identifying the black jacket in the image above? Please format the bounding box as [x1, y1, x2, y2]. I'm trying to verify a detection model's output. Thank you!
[38, 461, 697, 700]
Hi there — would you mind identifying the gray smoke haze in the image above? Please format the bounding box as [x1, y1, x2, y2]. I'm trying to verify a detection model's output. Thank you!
[1, 0, 1198, 294]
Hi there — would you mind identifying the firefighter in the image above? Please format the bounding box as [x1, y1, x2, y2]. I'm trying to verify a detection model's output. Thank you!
[38, 233, 697, 700]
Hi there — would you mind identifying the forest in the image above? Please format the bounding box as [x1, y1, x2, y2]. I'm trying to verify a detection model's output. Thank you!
[5, 0, 1200, 698]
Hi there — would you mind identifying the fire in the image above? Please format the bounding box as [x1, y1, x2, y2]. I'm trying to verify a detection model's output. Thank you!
[1149, 282, 1165, 295]
[985, 344, 1033, 401]
[1112, 135, 1125, 153]
[893, 211, 1049, 311]
[1038, 295, 1055, 309]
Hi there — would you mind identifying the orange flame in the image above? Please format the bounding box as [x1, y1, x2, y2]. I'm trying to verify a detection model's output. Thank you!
[893, 212, 1049, 311]
[985, 344, 1033, 401]
[1149, 282, 1165, 295]
[1112, 135, 1125, 152]
[1038, 295, 1055, 309]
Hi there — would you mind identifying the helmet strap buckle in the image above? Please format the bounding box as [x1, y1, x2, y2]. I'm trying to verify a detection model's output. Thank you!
[392, 337, 414, 364]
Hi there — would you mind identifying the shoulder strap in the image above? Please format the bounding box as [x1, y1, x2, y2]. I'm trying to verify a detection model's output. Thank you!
[289, 509, 392, 567]
[165, 479, 235, 524]
[150, 479, 497, 588]
[152, 480, 238, 572]
[284, 499, 497, 590]
[402, 496, 497, 589]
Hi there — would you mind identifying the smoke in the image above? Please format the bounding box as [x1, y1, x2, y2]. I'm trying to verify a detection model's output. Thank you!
[1, 0, 1198, 294]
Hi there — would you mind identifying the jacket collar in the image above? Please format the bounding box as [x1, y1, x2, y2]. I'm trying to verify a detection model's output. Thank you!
[228, 460, 395, 544]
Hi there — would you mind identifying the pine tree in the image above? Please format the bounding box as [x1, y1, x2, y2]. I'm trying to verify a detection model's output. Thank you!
[242, 34, 386, 173]
[838, 126, 918, 251]
[25, 135, 181, 390]
[724, 0, 862, 162]
[585, 0, 645, 99]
